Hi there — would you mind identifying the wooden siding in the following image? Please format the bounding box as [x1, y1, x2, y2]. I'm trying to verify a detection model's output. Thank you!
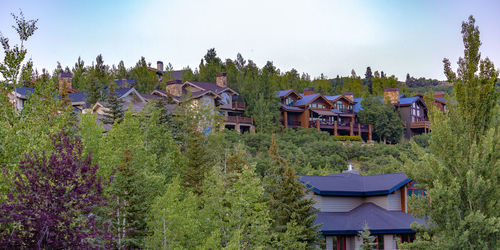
[387, 189, 402, 211]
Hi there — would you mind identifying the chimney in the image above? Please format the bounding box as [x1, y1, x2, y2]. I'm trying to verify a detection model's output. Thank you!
[165, 80, 183, 97]
[342, 160, 359, 174]
[343, 92, 354, 102]
[58, 71, 73, 92]
[384, 88, 400, 104]
[303, 87, 315, 96]
[216, 73, 227, 87]
[434, 91, 444, 99]
[157, 61, 164, 72]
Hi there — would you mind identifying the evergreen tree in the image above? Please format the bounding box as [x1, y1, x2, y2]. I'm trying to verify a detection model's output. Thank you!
[182, 130, 210, 194]
[358, 224, 377, 250]
[101, 85, 124, 125]
[109, 149, 149, 249]
[404, 15, 500, 249]
[264, 136, 320, 248]
[117, 60, 127, 79]
[365, 66, 373, 94]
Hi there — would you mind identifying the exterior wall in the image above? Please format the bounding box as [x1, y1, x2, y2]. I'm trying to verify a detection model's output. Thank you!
[384, 90, 400, 104]
[384, 234, 397, 250]
[313, 195, 364, 212]
[365, 195, 388, 210]
[184, 85, 200, 93]
[166, 83, 182, 96]
[325, 236, 334, 250]
[398, 106, 412, 138]
[387, 189, 402, 211]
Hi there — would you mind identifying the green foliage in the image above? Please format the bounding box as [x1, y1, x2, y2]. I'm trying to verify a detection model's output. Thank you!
[332, 135, 362, 141]
[0, 10, 38, 92]
[101, 85, 125, 125]
[264, 137, 320, 248]
[129, 56, 159, 93]
[182, 130, 210, 194]
[358, 96, 403, 143]
[358, 224, 377, 250]
[404, 16, 500, 249]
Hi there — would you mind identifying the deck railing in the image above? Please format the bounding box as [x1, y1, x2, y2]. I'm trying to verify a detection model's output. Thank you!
[225, 116, 253, 124]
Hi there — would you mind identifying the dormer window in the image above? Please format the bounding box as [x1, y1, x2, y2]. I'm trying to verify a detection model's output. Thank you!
[336, 101, 345, 111]
[285, 97, 294, 106]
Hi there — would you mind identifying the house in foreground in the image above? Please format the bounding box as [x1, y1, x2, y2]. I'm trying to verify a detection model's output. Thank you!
[300, 170, 425, 250]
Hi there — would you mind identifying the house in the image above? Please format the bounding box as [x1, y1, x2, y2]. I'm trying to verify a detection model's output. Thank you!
[355, 88, 446, 139]
[152, 73, 255, 133]
[300, 170, 425, 250]
[275, 88, 372, 140]
[8, 86, 34, 110]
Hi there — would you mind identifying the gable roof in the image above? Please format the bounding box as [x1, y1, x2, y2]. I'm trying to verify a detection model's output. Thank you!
[296, 93, 332, 107]
[317, 203, 425, 235]
[184, 81, 238, 95]
[113, 87, 147, 103]
[299, 172, 411, 196]
[398, 96, 420, 106]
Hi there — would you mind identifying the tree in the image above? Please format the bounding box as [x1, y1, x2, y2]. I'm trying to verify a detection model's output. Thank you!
[263, 137, 320, 248]
[0, 10, 38, 93]
[358, 96, 403, 143]
[358, 224, 377, 250]
[364, 66, 373, 94]
[116, 60, 127, 79]
[101, 85, 125, 125]
[129, 56, 159, 93]
[182, 130, 210, 194]
[249, 93, 281, 133]
[0, 131, 112, 248]
[108, 149, 149, 249]
[404, 15, 500, 249]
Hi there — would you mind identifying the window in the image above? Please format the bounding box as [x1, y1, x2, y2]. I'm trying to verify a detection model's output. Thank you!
[285, 97, 294, 106]
[336, 101, 345, 111]
[220, 92, 231, 105]
[398, 234, 415, 243]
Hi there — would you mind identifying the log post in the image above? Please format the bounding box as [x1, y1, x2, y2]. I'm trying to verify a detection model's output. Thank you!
[316, 120, 320, 130]
[349, 117, 354, 136]
[357, 123, 361, 136]
[368, 124, 373, 141]
[283, 111, 288, 128]
[334, 120, 338, 136]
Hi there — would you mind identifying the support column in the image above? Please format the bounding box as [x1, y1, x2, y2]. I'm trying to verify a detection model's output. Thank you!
[368, 124, 373, 141]
[357, 123, 361, 136]
[334, 120, 338, 136]
[235, 124, 241, 133]
[250, 125, 255, 134]
[283, 111, 288, 128]
[316, 120, 320, 130]
[349, 117, 354, 136]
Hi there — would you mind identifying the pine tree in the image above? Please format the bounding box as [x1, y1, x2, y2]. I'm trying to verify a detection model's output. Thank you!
[101, 85, 124, 125]
[109, 149, 149, 249]
[264, 136, 320, 248]
[358, 224, 377, 250]
[182, 130, 210, 194]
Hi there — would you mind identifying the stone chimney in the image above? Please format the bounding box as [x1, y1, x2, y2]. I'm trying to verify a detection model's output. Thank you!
[303, 87, 315, 96]
[216, 73, 227, 87]
[343, 92, 354, 102]
[384, 88, 400, 104]
[58, 71, 73, 92]
[434, 91, 444, 99]
[157, 61, 164, 72]
[165, 80, 183, 97]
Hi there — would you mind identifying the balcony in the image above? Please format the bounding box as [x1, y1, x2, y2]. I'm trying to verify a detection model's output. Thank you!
[410, 120, 430, 129]
[225, 116, 253, 125]
[232, 101, 246, 110]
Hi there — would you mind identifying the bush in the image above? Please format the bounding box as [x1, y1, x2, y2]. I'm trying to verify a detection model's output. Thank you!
[333, 135, 363, 141]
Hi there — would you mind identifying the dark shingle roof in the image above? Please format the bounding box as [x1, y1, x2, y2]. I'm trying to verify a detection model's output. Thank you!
[114, 88, 133, 97]
[275, 89, 294, 97]
[58, 72, 73, 78]
[399, 96, 420, 105]
[187, 81, 231, 94]
[316, 203, 425, 235]
[281, 104, 304, 111]
[296, 93, 320, 106]
[324, 95, 342, 101]
[299, 172, 411, 196]
[354, 97, 363, 113]
[14, 86, 34, 98]
[114, 79, 136, 87]
[68, 92, 88, 103]
[170, 70, 183, 80]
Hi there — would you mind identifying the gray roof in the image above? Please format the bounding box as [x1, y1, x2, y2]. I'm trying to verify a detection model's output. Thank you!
[296, 93, 321, 106]
[186, 81, 236, 95]
[114, 79, 136, 87]
[58, 71, 73, 78]
[317, 203, 425, 235]
[299, 172, 411, 196]
[68, 92, 88, 103]
[14, 86, 34, 99]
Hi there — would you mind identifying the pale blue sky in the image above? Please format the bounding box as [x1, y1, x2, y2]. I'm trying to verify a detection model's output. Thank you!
[1, 0, 499, 80]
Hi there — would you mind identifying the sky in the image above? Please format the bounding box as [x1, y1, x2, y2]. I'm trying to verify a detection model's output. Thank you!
[1, 0, 499, 81]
